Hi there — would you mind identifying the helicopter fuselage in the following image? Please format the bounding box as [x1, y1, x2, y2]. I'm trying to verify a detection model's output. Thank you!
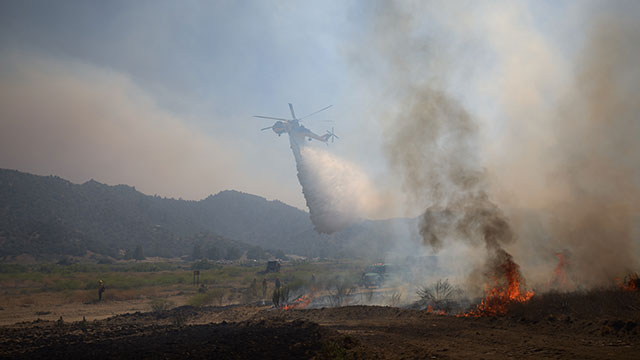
[270, 119, 329, 143]
[256, 103, 336, 144]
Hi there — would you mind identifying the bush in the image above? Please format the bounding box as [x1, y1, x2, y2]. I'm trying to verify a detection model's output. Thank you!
[329, 278, 357, 307]
[416, 278, 462, 313]
[272, 287, 291, 308]
[188, 288, 226, 307]
[149, 298, 176, 312]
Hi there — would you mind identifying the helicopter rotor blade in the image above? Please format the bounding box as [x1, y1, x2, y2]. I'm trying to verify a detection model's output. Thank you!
[299, 105, 333, 120]
[253, 115, 289, 121]
[288, 103, 297, 120]
[261, 126, 273, 131]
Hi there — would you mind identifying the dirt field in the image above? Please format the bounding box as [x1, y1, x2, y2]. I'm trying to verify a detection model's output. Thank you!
[1, 304, 638, 359]
[0, 290, 192, 325]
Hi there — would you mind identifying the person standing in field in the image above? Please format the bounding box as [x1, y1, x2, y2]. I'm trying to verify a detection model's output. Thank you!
[98, 280, 105, 301]
[275, 277, 281, 290]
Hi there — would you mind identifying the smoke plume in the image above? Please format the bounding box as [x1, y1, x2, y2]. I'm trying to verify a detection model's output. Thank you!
[531, 11, 640, 285]
[348, 1, 525, 295]
[360, 1, 640, 289]
[481, 3, 640, 287]
[389, 86, 521, 294]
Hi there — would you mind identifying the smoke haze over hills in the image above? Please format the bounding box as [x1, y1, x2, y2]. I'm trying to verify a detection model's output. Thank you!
[0, 169, 412, 260]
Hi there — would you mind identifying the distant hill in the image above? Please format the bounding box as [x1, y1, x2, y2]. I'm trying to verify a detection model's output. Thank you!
[0, 169, 417, 259]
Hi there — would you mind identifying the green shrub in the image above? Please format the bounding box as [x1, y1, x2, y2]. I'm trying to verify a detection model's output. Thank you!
[188, 288, 226, 307]
[0, 263, 28, 273]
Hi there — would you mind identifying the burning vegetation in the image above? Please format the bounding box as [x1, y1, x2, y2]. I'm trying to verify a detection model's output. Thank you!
[461, 251, 534, 317]
[283, 292, 315, 310]
[618, 273, 640, 292]
[550, 251, 569, 288]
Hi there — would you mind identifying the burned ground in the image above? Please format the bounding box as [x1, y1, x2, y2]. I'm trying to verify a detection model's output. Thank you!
[1, 295, 638, 359]
[0, 310, 336, 360]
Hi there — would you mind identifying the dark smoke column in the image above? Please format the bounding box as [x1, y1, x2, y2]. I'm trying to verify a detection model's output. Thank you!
[388, 87, 527, 295]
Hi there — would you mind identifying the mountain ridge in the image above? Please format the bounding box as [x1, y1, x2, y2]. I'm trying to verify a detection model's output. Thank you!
[0, 168, 415, 259]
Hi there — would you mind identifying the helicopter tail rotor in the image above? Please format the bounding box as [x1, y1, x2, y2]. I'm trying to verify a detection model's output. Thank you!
[325, 127, 339, 143]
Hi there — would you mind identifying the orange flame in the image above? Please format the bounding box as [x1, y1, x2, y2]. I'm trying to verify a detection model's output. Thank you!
[550, 252, 567, 287]
[461, 256, 534, 317]
[283, 292, 314, 310]
[617, 273, 639, 292]
[426, 305, 446, 315]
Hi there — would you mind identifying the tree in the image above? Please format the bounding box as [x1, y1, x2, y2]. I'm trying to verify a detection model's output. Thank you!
[133, 245, 144, 260]
[225, 246, 242, 260]
[246, 246, 265, 260]
[206, 245, 221, 260]
[274, 249, 287, 260]
[191, 242, 203, 260]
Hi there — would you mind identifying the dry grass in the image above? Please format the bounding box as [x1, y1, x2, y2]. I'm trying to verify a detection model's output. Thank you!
[65, 290, 94, 303]
[188, 288, 227, 307]
[149, 298, 176, 312]
[20, 297, 35, 306]
[105, 289, 146, 301]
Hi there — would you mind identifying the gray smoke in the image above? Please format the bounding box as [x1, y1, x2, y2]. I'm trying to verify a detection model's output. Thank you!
[347, 1, 523, 293]
[389, 86, 519, 293]
[533, 10, 640, 285]
[358, 1, 640, 289]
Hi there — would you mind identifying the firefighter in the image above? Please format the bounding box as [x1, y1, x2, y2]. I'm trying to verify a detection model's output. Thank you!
[98, 280, 105, 301]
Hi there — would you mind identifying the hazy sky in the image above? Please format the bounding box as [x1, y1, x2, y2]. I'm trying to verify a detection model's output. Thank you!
[0, 0, 635, 216]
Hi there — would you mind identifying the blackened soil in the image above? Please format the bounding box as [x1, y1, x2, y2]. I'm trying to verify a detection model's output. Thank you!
[1, 304, 639, 359]
[0, 317, 334, 359]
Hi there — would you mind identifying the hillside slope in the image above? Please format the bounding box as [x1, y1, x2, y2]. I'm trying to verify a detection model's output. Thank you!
[0, 169, 412, 259]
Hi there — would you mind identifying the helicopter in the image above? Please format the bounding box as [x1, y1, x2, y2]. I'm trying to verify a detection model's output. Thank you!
[254, 103, 338, 146]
